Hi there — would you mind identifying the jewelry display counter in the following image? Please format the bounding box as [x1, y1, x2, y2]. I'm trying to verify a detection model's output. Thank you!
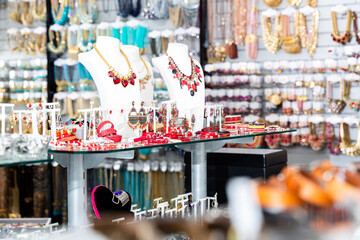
[47, 129, 295, 227]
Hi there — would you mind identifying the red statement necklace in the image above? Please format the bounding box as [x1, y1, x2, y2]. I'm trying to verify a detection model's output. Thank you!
[168, 55, 202, 96]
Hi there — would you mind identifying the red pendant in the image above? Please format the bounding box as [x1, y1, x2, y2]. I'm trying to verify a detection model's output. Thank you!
[187, 84, 191, 90]
[129, 78, 135, 85]
[196, 82, 199, 86]
[113, 76, 120, 84]
[195, 67, 200, 73]
[132, 72, 137, 79]
[192, 84, 196, 91]
[198, 74, 202, 78]
[181, 80, 187, 85]
[121, 79, 128, 88]
[108, 71, 114, 77]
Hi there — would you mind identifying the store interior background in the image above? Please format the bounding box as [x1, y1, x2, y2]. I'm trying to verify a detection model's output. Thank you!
[1, 0, 360, 228]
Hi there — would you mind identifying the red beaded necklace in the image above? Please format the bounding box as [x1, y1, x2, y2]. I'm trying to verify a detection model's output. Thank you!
[168, 55, 202, 96]
[327, 123, 341, 155]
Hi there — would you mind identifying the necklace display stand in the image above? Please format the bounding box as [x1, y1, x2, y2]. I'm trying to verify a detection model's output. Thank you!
[78, 36, 141, 138]
[120, 45, 154, 106]
[152, 43, 205, 132]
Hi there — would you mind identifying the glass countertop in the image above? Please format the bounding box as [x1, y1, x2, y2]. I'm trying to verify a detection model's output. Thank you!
[0, 158, 52, 167]
[48, 129, 296, 154]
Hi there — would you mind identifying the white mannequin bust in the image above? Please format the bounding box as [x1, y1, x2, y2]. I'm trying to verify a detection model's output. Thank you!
[152, 43, 205, 131]
[120, 45, 154, 106]
[78, 36, 142, 138]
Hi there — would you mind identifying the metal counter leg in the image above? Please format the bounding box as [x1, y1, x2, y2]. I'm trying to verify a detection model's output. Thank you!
[67, 154, 88, 228]
[191, 142, 207, 219]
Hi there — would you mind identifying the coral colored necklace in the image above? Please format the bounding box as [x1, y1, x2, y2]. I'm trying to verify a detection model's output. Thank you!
[93, 43, 137, 87]
[168, 55, 202, 96]
[138, 56, 151, 89]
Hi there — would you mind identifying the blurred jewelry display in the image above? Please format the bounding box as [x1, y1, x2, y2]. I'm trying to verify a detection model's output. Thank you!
[77, 0, 98, 23]
[352, 12, 360, 44]
[297, 9, 319, 57]
[287, 0, 301, 7]
[340, 121, 360, 157]
[47, 26, 67, 55]
[261, 14, 282, 54]
[8, 0, 35, 26]
[234, 0, 247, 46]
[331, 10, 352, 44]
[263, 0, 282, 8]
[32, 0, 47, 21]
[246, 1, 258, 59]
[181, 0, 199, 27]
[281, 12, 301, 54]
[169, 0, 183, 27]
[50, 0, 69, 25]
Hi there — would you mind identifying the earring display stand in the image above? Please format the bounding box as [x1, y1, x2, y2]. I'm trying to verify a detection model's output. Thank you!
[48, 129, 295, 227]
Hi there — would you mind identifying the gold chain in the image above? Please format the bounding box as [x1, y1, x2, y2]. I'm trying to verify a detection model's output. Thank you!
[340, 122, 360, 156]
[93, 43, 134, 80]
[331, 10, 352, 44]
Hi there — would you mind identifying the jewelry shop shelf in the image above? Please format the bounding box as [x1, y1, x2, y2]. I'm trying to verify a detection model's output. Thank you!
[48, 129, 295, 228]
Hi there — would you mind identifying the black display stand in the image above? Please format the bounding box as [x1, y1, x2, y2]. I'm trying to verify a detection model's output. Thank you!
[184, 148, 288, 204]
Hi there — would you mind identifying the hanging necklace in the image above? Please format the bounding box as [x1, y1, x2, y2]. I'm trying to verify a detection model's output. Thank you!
[306, 0, 317, 8]
[47, 27, 67, 55]
[340, 121, 360, 157]
[327, 123, 341, 155]
[287, 0, 302, 7]
[102, 0, 110, 13]
[32, 0, 46, 21]
[169, 4, 183, 27]
[168, 55, 202, 96]
[234, 0, 247, 46]
[353, 12, 360, 44]
[297, 10, 319, 57]
[309, 122, 327, 151]
[281, 12, 301, 54]
[50, 0, 69, 25]
[246, 1, 258, 59]
[327, 79, 350, 114]
[181, 1, 199, 27]
[138, 56, 151, 89]
[129, 0, 141, 17]
[93, 43, 137, 87]
[116, 0, 131, 20]
[331, 10, 352, 44]
[261, 14, 282, 54]
[77, 0, 98, 23]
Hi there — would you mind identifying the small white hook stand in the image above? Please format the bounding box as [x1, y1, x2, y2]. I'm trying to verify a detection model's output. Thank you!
[150, 100, 159, 134]
[0, 103, 14, 137]
[42, 102, 61, 138]
[204, 105, 215, 128]
[157, 201, 169, 218]
[78, 104, 102, 142]
[214, 105, 223, 129]
[161, 100, 176, 133]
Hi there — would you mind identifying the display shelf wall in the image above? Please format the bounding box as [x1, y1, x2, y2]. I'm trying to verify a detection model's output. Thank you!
[0, 6, 46, 59]
[201, 0, 360, 163]
[236, 0, 360, 61]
